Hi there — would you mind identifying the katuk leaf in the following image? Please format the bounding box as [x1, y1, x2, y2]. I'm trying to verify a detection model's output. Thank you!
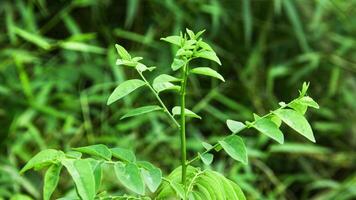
[190, 67, 225, 82]
[43, 164, 62, 200]
[172, 106, 202, 119]
[138, 161, 162, 193]
[195, 50, 221, 65]
[161, 36, 182, 46]
[62, 159, 96, 200]
[219, 135, 247, 164]
[274, 109, 315, 142]
[114, 162, 145, 195]
[115, 44, 131, 60]
[252, 118, 284, 144]
[73, 144, 112, 160]
[199, 153, 214, 165]
[111, 147, 136, 162]
[107, 79, 146, 105]
[299, 96, 319, 109]
[171, 58, 185, 71]
[226, 120, 246, 133]
[121, 105, 162, 119]
[20, 149, 64, 174]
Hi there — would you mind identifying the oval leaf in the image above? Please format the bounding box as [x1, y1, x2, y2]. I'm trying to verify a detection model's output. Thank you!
[190, 67, 225, 81]
[121, 105, 162, 119]
[226, 120, 246, 133]
[274, 109, 315, 142]
[161, 36, 182, 46]
[199, 153, 214, 165]
[299, 96, 319, 109]
[171, 58, 185, 71]
[20, 149, 64, 174]
[43, 164, 62, 200]
[252, 118, 284, 144]
[110, 147, 136, 162]
[73, 144, 112, 160]
[172, 106, 201, 119]
[195, 50, 221, 65]
[114, 162, 145, 195]
[62, 159, 95, 200]
[115, 44, 131, 60]
[107, 79, 146, 105]
[138, 161, 162, 193]
[219, 135, 247, 164]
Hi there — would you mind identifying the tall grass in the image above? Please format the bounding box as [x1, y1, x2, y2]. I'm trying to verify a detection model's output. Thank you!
[0, 0, 355, 199]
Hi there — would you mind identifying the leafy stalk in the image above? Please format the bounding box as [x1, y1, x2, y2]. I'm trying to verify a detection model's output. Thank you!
[180, 62, 189, 186]
[136, 69, 180, 128]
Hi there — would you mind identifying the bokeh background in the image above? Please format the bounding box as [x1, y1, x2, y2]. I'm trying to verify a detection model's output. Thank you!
[0, 0, 355, 199]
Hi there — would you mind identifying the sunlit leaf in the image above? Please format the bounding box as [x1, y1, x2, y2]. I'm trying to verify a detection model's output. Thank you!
[190, 67, 225, 81]
[226, 120, 246, 133]
[121, 105, 162, 119]
[161, 36, 182, 46]
[73, 144, 112, 160]
[172, 106, 201, 119]
[107, 79, 146, 105]
[195, 50, 221, 65]
[114, 162, 145, 195]
[111, 147, 136, 162]
[199, 153, 213, 165]
[43, 164, 62, 200]
[219, 135, 247, 164]
[252, 118, 284, 144]
[274, 109, 315, 142]
[20, 149, 64, 174]
[171, 58, 185, 71]
[115, 44, 131, 60]
[138, 161, 162, 193]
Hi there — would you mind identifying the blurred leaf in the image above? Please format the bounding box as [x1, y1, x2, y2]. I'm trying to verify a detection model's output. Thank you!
[73, 144, 112, 160]
[43, 164, 62, 200]
[190, 67, 225, 82]
[172, 106, 202, 119]
[226, 120, 246, 133]
[121, 105, 162, 119]
[20, 150, 64, 174]
[13, 26, 51, 50]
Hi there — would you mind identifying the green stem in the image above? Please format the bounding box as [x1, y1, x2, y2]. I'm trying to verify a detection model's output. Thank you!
[137, 70, 180, 128]
[180, 63, 189, 187]
[186, 98, 302, 165]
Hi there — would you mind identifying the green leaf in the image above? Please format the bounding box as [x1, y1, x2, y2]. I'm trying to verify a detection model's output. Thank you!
[13, 26, 51, 50]
[289, 101, 307, 114]
[201, 142, 213, 150]
[170, 181, 185, 199]
[107, 79, 146, 105]
[59, 41, 105, 54]
[110, 147, 136, 162]
[199, 153, 213, 165]
[20, 149, 64, 174]
[226, 120, 246, 133]
[274, 109, 315, 142]
[171, 58, 185, 71]
[73, 144, 112, 160]
[62, 159, 95, 200]
[299, 96, 319, 109]
[195, 50, 221, 65]
[219, 135, 247, 164]
[43, 164, 62, 200]
[121, 105, 162, 119]
[172, 106, 201, 119]
[161, 36, 182, 46]
[89, 160, 103, 192]
[115, 44, 131, 60]
[252, 118, 284, 144]
[116, 59, 137, 67]
[138, 161, 162, 193]
[198, 41, 213, 51]
[153, 74, 181, 93]
[190, 67, 225, 82]
[114, 163, 145, 195]
[186, 28, 195, 39]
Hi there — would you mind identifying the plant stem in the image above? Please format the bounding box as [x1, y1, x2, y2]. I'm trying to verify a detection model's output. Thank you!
[137, 70, 180, 128]
[180, 63, 189, 187]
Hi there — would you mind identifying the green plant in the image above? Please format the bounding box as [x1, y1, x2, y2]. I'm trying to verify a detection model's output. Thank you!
[20, 29, 319, 200]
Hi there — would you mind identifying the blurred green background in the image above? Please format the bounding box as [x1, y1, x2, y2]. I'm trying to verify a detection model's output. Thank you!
[0, 0, 355, 199]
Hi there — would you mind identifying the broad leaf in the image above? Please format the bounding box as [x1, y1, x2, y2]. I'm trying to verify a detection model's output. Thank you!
[274, 109, 315, 142]
[62, 159, 95, 200]
[198, 41, 213, 51]
[201, 142, 213, 150]
[111, 147, 136, 162]
[115, 44, 131, 60]
[153, 74, 181, 93]
[43, 164, 62, 200]
[73, 144, 112, 160]
[116, 59, 137, 67]
[107, 79, 146, 105]
[252, 118, 284, 144]
[121, 105, 162, 119]
[114, 163, 145, 195]
[20, 149, 64, 174]
[289, 101, 307, 114]
[219, 135, 247, 164]
[199, 153, 213, 165]
[226, 120, 246, 133]
[171, 58, 185, 71]
[161, 36, 182, 46]
[89, 160, 103, 192]
[195, 50, 221, 65]
[299, 96, 319, 109]
[172, 106, 201, 119]
[190, 67, 225, 81]
[138, 161, 162, 193]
